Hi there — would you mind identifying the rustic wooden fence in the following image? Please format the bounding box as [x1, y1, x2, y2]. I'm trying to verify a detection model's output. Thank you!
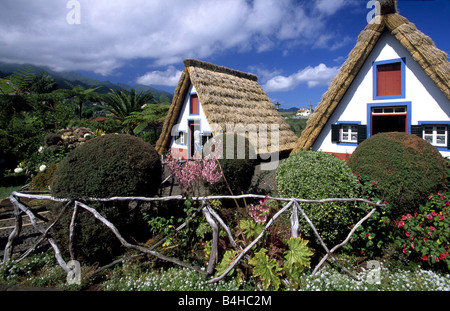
[3, 191, 384, 284]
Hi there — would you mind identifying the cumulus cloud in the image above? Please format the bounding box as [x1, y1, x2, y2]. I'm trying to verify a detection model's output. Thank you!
[136, 66, 183, 86]
[0, 0, 350, 76]
[263, 63, 339, 92]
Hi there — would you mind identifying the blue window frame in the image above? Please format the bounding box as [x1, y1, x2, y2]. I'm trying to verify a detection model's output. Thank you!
[367, 102, 411, 139]
[373, 58, 406, 100]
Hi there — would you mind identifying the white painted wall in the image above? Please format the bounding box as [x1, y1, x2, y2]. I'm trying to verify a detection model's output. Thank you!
[312, 32, 450, 158]
[169, 83, 212, 158]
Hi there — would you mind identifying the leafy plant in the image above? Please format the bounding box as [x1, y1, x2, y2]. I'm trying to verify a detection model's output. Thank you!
[394, 191, 450, 272]
[343, 174, 393, 258]
[249, 248, 283, 290]
[248, 237, 313, 290]
[276, 149, 359, 246]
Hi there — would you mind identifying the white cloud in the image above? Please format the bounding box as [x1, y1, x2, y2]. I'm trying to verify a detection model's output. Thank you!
[0, 0, 350, 76]
[314, 0, 348, 16]
[136, 66, 183, 86]
[263, 63, 339, 92]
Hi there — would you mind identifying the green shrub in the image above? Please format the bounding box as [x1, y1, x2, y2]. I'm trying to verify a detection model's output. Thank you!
[275, 149, 359, 246]
[51, 134, 161, 199]
[206, 134, 255, 198]
[50, 134, 162, 264]
[347, 132, 447, 218]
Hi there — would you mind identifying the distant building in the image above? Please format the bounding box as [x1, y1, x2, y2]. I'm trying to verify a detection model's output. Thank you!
[296, 108, 312, 117]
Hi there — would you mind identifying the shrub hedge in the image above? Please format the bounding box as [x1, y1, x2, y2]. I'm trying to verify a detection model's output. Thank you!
[276, 149, 359, 246]
[50, 134, 161, 264]
[347, 132, 447, 218]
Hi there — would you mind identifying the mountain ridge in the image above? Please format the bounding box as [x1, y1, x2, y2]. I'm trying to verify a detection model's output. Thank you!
[0, 61, 173, 102]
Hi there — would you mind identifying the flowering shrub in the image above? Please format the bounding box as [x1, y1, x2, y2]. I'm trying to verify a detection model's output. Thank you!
[344, 175, 393, 258]
[394, 191, 450, 272]
[164, 139, 222, 196]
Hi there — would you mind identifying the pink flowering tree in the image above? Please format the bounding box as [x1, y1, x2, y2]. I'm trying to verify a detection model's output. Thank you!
[165, 138, 223, 196]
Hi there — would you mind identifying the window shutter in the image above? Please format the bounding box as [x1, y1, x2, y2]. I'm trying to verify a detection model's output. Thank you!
[411, 125, 422, 138]
[377, 62, 401, 96]
[357, 125, 367, 144]
[190, 94, 199, 114]
[447, 125, 450, 149]
[331, 124, 340, 143]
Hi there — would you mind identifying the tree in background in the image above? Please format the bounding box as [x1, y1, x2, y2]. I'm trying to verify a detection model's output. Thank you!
[60, 82, 100, 120]
[123, 103, 169, 137]
[102, 89, 154, 134]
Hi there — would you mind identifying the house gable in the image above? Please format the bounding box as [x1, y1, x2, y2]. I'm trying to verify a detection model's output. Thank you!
[293, 5, 450, 158]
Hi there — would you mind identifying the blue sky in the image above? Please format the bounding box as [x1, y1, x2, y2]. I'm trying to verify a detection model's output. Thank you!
[0, 0, 448, 109]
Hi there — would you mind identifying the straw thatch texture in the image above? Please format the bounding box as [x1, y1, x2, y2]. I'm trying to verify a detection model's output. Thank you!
[292, 11, 450, 154]
[156, 59, 298, 156]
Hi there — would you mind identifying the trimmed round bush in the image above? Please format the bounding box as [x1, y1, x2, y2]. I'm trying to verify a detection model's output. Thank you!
[347, 132, 447, 217]
[51, 134, 161, 199]
[50, 134, 161, 264]
[276, 149, 359, 246]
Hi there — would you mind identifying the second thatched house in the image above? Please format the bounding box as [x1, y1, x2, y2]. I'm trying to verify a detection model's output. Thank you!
[155, 59, 297, 166]
[292, 0, 450, 160]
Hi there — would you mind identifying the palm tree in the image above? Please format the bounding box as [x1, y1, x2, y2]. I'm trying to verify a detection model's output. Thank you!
[102, 89, 154, 133]
[63, 82, 101, 119]
[123, 103, 169, 136]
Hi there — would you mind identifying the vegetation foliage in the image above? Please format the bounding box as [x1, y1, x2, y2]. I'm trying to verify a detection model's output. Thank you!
[276, 149, 359, 246]
[348, 132, 447, 218]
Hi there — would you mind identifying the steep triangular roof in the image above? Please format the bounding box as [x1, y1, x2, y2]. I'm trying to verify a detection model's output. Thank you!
[155, 59, 298, 156]
[292, 0, 450, 153]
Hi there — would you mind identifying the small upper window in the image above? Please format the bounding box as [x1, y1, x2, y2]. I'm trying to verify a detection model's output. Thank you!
[373, 59, 405, 99]
[190, 94, 199, 115]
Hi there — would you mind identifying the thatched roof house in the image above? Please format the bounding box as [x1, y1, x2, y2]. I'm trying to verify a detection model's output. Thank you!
[156, 59, 297, 161]
[292, 0, 450, 159]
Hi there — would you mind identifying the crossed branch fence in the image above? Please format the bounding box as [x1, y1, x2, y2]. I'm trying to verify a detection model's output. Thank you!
[3, 191, 384, 284]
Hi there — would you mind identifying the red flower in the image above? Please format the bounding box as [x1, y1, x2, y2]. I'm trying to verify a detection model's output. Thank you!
[405, 232, 410, 237]
[446, 202, 449, 206]
[407, 214, 412, 219]
[429, 226, 435, 231]
[435, 257, 439, 262]
[422, 255, 428, 261]
[371, 181, 375, 186]
[439, 253, 446, 260]
[360, 250, 364, 255]
[366, 233, 370, 237]
[439, 215, 445, 221]
[431, 211, 437, 217]
[423, 237, 428, 242]
[402, 249, 407, 254]
[398, 221, 405, 228]
[427, 214, 432, 220]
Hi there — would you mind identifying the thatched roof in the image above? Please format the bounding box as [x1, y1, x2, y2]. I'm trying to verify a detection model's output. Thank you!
[155, 59, 298, 156]
[292, 0, 450, 154]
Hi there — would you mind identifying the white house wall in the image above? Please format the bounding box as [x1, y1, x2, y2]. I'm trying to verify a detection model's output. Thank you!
[169, 83, 212, 159]
[312, 31, 450, 158]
